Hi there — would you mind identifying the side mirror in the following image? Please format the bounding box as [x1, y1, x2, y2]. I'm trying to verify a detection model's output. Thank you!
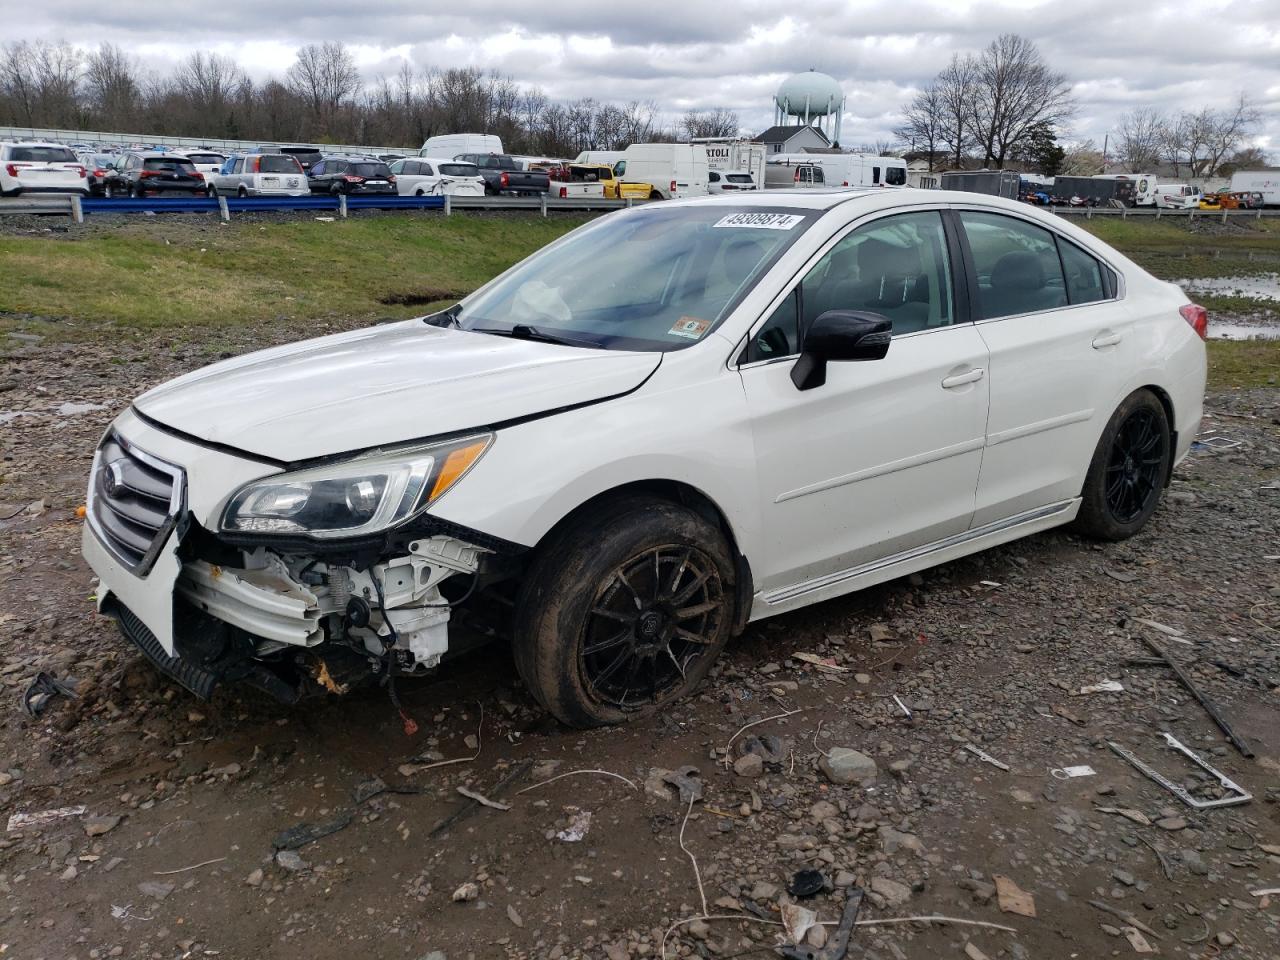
[790, 310, 892, 391]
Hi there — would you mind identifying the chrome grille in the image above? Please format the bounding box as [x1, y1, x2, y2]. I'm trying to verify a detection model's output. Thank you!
[88, 433, 185, 575]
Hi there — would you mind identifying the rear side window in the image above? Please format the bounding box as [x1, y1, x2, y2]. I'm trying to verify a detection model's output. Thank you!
[885, 167, 906, 186]
[11, 146, 77, 162]
[1058, 240, 1107, 305]
[959, 211, 1067, 319]
[726, 174, 754, 184]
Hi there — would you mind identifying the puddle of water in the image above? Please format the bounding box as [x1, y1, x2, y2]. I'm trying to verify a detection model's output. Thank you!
[1177, 273, 1280, 302]
[1209, 321, 1280, 341]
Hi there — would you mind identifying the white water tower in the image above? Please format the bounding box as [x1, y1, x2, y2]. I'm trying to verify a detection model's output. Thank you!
[774, 69, 845, 144]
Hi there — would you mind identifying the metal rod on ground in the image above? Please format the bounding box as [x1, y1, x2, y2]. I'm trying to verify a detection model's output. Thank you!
[1141, 635, 1254, 758]
[217, 196, 229, 222]
[540, 193, 547, 217]
[69, 194, 83, 224]
[444, 192, 451, 216]
[428, 759, 533, 838]
[339, 194, 347, 219]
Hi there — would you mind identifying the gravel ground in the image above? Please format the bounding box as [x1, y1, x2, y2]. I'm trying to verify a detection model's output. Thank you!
[1, 322, 1278, 960]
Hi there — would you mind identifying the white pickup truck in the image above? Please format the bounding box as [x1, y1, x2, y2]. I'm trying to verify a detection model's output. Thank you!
[547, 164, 607, 199]
[1154, 184, 1201, 209]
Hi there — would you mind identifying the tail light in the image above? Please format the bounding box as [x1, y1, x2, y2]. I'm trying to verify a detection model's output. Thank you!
[4, 164, 19, 177]
[500, 172, 510, 188]
[794, 169, 800, 182]
[191, 172, 203, 181]
[343, 175, 364, 183]
[559, 186, 567, 198]
[842, 180, 849, 186]
[388, 175, 396, 183]
[670, 179, 677, 193]
[139, 170, 159, 178]
[1179, 304, 1208, 340]
[93, 169, 107, 177]
[73, 165, 87, 178]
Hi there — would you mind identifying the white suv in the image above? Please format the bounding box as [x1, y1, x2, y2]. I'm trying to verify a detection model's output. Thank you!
[0, 142, 88, 196]
[82, 190, 1206, 726]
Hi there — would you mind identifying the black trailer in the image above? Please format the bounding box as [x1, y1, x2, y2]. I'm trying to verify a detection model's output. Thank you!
[939, 169, 1021, 199]
[1052, 176, 1136, 207]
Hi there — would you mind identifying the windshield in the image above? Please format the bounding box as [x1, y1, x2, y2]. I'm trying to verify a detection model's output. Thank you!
[186, 153, 224, 164]
[11, 146, 77, 163]
[351, 162, 392, 177]
[453, 206, 817, 351]
[885, 167, 906, 186]
[439, 163, 477, 177]
[258, 155, 302, 173]
[472, 155, 512, 169]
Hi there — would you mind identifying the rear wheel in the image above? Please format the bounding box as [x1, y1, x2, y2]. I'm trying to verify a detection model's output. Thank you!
[649, 190, 663, 200]
[103, 184, 115, 198]
[1075, 389, 1171, 540]
[515, 497, 735, 727]
[237, 186, 248, 198]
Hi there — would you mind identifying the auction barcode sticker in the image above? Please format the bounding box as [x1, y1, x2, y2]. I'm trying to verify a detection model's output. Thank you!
[713, 213, 805, 230]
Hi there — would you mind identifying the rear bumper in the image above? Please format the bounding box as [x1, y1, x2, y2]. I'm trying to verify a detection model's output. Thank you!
[12, 185, 88, 194]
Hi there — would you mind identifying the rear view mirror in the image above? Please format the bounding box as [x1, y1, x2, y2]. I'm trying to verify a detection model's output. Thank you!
[791, 310, 891, 391]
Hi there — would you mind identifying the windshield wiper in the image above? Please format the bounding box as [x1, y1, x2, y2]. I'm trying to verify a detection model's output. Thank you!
[472, 324, 595, 348]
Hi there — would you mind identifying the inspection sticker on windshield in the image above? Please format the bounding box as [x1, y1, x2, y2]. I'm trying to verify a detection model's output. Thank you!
[669, 317, 712, 340]
[713, 212, 805, 230]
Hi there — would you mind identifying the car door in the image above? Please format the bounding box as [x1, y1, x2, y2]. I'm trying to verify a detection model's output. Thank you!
[957, 208, 1135, 527]
[738, 208, 990, 595]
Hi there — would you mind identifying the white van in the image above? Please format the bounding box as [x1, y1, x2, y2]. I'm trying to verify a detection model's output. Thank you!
[764, 161, 827, 188]
[419, 134, 503, 160]
[1100, 174, 1159, 207]
[614, 144, 709, 199]
[1229, 170, 1280, 206]
[769, 153, 906, 188]
[1155, 184, 1200, 209]
[575, 150, 625, 167]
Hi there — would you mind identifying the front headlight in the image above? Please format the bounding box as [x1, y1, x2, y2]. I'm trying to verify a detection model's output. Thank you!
[220, 434, 492, 539]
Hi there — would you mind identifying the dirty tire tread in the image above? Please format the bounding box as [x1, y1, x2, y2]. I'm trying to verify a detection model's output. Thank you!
[1074, 388, 1171, 541]
[514, 495, 734, 727]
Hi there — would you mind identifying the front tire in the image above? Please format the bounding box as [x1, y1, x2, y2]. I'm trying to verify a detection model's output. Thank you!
[1075, 389, 1171, 540]
[514, 496, 735, 727]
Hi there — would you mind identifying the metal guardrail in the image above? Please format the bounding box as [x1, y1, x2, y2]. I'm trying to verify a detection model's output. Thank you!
[0, 192, 1270, 223]
[0, 193, 639, 222]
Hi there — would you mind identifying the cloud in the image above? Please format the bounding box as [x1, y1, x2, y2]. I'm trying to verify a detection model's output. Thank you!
[14, 0, 1279, 153]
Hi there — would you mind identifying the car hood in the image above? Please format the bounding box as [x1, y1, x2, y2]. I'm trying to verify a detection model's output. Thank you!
[133, 321, 661, 462]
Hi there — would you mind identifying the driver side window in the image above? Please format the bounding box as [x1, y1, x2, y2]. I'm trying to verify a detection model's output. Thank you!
[744, 211, 954, 363]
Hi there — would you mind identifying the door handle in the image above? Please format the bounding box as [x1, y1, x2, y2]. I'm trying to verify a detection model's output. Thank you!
[1092, 331, 1122, 349]
[941, 367, 985, 389]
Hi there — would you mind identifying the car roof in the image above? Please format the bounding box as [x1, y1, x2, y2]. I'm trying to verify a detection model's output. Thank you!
[665, 187, 1073, 214]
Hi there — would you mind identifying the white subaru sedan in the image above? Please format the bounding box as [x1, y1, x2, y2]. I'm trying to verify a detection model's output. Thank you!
[82, 190, 1206, 726]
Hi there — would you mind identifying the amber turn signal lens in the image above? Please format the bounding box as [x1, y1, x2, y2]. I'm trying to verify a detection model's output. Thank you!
[428, 440, 490, 504]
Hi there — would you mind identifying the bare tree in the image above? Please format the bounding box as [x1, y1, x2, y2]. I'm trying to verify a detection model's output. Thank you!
[682, 107, 740, 139]
[84, 44, 140, 130]
[1113, 107, 1165, 170]
[935, 54, 976, 169]
[895, 82, 944, 169]
[1059, 138, 1103, 175]
[969, 34, 1074, 167]
[287, 42, 360, 137]
[0, 41, 39, 125]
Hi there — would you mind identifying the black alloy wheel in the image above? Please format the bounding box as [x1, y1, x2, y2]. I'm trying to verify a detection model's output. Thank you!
[581, 544, 725, 710]
[1104, 408, 1165, 523]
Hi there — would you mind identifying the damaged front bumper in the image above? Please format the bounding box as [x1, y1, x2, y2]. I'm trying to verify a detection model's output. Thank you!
[82, 417, 505, 702]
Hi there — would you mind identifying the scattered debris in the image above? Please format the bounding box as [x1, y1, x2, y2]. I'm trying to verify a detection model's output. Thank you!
[782, 889, 863, 960]
[1139, 636, 1254, 757]
[430, 759, 533, 838]
[891, 694, 912, 719]
[274, 850, 309, 873]
[787, 868, 825, 898]
[22, 671, 78, 716]
[1096, 806, 1151, 826]
[83, 814, 123, 837]
[963, 744, 1011, 771]
[514, 768, 638, 795]
[1123, 927, 1156, 953]
[506, 903, 523, 927]
[780, 902, 818, 944]
[993, 875, 1036, 917]
[1049, 764, 1096, 779]
[1248, 887, 1280, 897]
[793, 652, 847, 673]
[654, 766, 704, 804]
[1079, 679, 1125, 694]
[1086, 900, 1162, 940]
[110, 904, 152, 922]
[272, 811, 353, 850]
[451, 881, 479, 902]
[722, 707, 801, 767]
[153, 857, 226, 876]
[456, 785, 511, 810]
[1108, 734, 1251, 809]
[1128, 617, 1193, 645]
[400, 703, 485, 776]
[137, 880, 175, 900]
[555, 811, 593, 842]
[7, 805, 87, 832]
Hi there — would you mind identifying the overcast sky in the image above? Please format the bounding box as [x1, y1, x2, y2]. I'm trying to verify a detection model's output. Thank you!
[16, 0, 1280, 155]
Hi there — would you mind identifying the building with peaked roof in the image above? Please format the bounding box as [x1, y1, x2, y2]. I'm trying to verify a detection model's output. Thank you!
[754, 124, 832, 155]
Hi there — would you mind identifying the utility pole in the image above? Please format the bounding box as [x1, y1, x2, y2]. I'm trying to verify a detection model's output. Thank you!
[1100, 132, 1109, 174]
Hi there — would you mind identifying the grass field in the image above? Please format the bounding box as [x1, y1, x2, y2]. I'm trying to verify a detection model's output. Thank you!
[1, 209, 1276, 388]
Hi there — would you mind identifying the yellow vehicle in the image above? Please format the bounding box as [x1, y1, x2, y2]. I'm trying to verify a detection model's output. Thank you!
[571, 163, 654, 201]
[1198, 193, 1222, 210]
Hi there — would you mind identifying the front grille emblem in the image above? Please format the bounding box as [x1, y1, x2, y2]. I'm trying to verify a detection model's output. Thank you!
[103, 459, 127, 497]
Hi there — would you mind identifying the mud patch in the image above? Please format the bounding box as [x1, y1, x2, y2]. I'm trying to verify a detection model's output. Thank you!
[378, 287, 470, 306]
